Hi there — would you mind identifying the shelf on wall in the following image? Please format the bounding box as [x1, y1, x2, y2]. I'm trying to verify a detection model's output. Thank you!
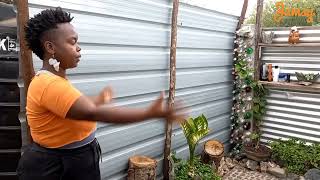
[258, 43, 320, 47]
[259, 81, 320, 93]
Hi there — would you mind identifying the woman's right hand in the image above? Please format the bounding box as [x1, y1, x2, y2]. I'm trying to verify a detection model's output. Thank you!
[147, 92, 186, 124]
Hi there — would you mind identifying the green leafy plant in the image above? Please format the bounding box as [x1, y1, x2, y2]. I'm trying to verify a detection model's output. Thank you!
[235, 59, 254, 79]
[295, 72, 320, 82]
[245, 0, 320, 27]
[248, 82, 268, 149]
[169, 114, 221, 180]
[270, 138, 320, 175]
[251, 82, 268, 127]
[171, 154, 221, 180]
[181, 114, 209, 167]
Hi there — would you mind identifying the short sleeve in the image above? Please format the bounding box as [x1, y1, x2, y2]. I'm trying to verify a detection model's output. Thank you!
[40, 79, 82, 118]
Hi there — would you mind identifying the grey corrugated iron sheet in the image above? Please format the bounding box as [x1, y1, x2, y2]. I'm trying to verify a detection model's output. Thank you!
[261, 89, 320, 144]
[27, 0, 238, 179]
[261, 27, 320, 144]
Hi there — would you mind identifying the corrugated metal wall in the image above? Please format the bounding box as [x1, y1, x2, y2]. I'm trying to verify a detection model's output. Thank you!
[261, 27, 320, 144]
[27, 0, 238, 179]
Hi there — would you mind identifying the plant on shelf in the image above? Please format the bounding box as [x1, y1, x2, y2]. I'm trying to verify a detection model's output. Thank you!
[169, 114, 221, 180]
[295, 72, 320, 86]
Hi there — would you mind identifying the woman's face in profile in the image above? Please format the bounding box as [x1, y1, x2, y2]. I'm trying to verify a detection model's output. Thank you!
[46, 23, 81, 70]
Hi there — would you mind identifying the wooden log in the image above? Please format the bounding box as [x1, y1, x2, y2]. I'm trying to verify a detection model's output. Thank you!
[127, 156, 157, 180]
[201, 140, 224, 170]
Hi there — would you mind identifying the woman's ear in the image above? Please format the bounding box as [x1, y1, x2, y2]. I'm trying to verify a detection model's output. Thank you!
[44, 40, 55, 55]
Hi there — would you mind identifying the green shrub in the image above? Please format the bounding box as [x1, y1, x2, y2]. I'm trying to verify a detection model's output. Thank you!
[173, 155, 221, 180]
[270, 138, 320, 175]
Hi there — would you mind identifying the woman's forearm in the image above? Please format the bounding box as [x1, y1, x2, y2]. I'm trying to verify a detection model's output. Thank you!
[91, 105, 156, 123]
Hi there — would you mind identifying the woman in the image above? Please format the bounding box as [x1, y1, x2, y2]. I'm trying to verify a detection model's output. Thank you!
[17, 7, 184, 180]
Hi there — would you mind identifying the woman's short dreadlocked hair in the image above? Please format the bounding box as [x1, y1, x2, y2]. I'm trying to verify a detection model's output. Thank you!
[24, 7, 73, 60]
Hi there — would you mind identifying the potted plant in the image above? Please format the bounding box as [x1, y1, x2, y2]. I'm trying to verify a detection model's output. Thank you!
[243, 82, 271, 162]
[169, 114, 221, 180]
[244, 131, 271, 162]
[295, 72, 320, 86]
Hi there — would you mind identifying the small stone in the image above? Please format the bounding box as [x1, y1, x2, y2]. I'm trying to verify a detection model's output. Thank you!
[232, 158, 239, 165]
[299, 176, 305, 180]
[260, 161, 268, 173]
[287, 173, 300, 180]
[267, 167, 286, 178]
[239, 158, 248, 168]
[268, 161, 278, 168]
[304, 168, 320, 180]
[246, 159, 258, 171]
[226, 157, 235, 169]
[194, 175, 201, 180]
[219, 157, 226, 167]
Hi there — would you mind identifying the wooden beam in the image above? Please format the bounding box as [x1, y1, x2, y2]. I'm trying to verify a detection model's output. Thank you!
[16, 0, 34, 96]
[254, 0, 264, 81]
[259, 43, 320, 47]
[16, 0, 34, 145]
[237, 0, 249, 30]
[233, 0, 249, 64]
[163, 0, 179, 179]
[259, 81, 320, 94]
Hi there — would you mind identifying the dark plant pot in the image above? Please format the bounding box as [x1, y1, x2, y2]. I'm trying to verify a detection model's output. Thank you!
[244, 144, 271, 162]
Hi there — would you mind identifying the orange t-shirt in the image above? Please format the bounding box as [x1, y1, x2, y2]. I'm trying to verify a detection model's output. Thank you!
[26, 72, 96, 148]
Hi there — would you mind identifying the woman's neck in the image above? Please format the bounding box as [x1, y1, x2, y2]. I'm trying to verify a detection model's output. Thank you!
[41, 60, 66, 78]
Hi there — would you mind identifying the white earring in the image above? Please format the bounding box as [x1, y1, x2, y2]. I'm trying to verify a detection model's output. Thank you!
[48, 54, 60, 72]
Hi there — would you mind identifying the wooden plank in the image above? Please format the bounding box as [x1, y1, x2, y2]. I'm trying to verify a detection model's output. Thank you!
[254, 0, 264, 81]
[263, 26, 320, 31]
[16, 0, 34, 145]
[259, 43, 320, 47]
[16, 0, 35, 93]
[260, 81, 320, 93]
[163, 0, 179, 179]
[236, 0, 248, 30]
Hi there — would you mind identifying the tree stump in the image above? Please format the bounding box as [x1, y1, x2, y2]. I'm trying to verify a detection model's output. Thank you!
[127, 156, 157, 180]
[201, 140, 224, 170]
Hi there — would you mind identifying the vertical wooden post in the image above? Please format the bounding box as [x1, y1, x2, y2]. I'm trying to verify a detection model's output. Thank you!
[16, 0, 34, 145]
[233, 0, 249, 59]
[254, 0, 264, 81]
[163, 0, 179, 179]
[237, 0, 249, 30]
[16, 0, 34, 90]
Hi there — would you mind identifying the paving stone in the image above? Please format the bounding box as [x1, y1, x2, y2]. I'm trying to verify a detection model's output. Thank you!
[268, 167, 286, 178]
[223, 165, 279, 180]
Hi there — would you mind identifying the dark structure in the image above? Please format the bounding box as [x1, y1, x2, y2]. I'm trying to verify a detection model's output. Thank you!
[0, 2, 21, 180]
